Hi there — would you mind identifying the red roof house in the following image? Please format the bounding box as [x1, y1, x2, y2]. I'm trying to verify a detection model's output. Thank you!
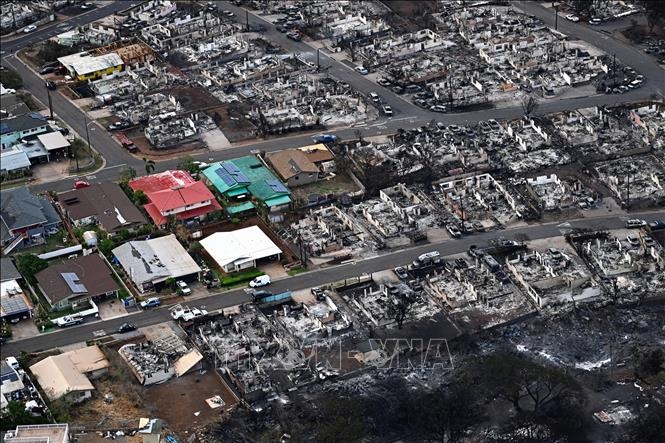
[128, 170, 221, 227]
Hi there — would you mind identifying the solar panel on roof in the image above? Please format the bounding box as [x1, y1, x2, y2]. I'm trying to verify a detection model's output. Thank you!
[224, 163, 241, 174]
[266, 179, 288, 193]
[0, 296, 30, 317]
[61, 272, 88, 293]
[215, 169, 237, 186]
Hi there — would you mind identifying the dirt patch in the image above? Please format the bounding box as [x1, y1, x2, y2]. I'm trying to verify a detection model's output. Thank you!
[143, 368, 238, 440]
[153, 86, 222, 112]
[125, 132, 207, 160]
[208, 104, 257, 143]
[290, 172, 363, 204]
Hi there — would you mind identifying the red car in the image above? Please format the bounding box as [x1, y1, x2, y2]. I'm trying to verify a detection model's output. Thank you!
[74, 180, 90, 189]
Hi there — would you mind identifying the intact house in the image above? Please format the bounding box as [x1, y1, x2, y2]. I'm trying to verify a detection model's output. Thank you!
[58, 182, 147, 236]
[1, 278, 34, 324]
[0, 112, 50, 149]
[265, 147, 333, 188]
[0, 187, 61, 254]
[202, 155, 291, 216]
[112, 234, 201, 293]
[1, 360, 25, 409]
[3, 424, 70, 443]
[128, 170, 221, 229]
[29, 345, 109, 403]
[34, 254, 119, 311]
[199, 225, 282, 273]
[57, 51, 124, 81]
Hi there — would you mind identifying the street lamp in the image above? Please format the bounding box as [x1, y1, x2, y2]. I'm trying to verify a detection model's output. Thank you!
[554, 3, 559, 31]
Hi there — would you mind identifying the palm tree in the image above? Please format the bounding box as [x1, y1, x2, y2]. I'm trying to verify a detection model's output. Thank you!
[143, 157, 155, 175]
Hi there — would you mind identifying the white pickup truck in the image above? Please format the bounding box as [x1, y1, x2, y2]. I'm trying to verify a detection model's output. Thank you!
[170, 304, 208, 322]
[53, 314, 84, 328]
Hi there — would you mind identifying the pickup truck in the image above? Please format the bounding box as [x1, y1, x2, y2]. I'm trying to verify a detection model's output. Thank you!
[53, 314, 84, 328]
[170, 304, 208, 321]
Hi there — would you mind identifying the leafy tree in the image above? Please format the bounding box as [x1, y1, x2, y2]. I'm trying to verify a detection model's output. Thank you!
[0, 68, 22, 89]
[36, 41, 77, 65]
[119, 167, 137, 183]
[16, 254, 48, 284]
[0, 400, 48, 431]
[178, 155, 198, 174]
[521, 95, 539, 119]
[132, 190, 148, 206]
[98, 238, 114, 258]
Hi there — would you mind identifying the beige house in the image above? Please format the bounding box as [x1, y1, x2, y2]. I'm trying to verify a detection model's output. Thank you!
[29, 346, 109, 403]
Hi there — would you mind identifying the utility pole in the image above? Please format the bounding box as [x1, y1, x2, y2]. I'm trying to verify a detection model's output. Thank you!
[612, 53, 616, 86]
[555, 3, 559, 30]
[84, 114, 92, 154]
[46, 85, 53, 120]
[316, 48, 320, 71]
[245, 10, 249, 32]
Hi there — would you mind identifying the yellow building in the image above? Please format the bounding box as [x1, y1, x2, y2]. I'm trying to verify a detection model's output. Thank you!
[58, 51, 124, 81]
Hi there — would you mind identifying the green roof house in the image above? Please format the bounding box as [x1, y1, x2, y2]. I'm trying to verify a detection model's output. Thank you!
[202, 155, 291, 213]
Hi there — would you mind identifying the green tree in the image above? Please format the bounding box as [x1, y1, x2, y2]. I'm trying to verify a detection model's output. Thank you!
[119, 167, 137, 183]
[143, 157, 155, 175]
[178, 155, 198, 174]
[0, 68, 23, 89]
[316, 395, 367, 443]
[0, 400, 48, 431]
[16, 254, 48, 284]
[98, 238, 114, 258]
[36, 41, 77, 65]
[132, 190, 148, 205]
[620, 402, 665, 443]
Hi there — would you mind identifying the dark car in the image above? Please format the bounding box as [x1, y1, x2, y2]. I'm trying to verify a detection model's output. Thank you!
[40, 66, 56, 75]
[45, 80, 56, 90]
[117, 323, 137, 333]
[311, 287, 325, 299]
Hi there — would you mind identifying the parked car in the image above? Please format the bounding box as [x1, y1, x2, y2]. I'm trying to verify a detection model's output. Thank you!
[377, 78, 392, 87]
[74, 180, 90, 189]
[566, 14, 580, 22]
[312, 134, 338, 143]
[286, 31, 301, 41]
[648, 220, 665, 231]
[382, 105, 393, 116]
[140, 297, 161, 309]
[221, 10, 234, 17]
[429, 105, 447, 113]
[391, 85, 404, 94]
[644, 236, 656, 247]
[626, 235, 640, 247]
[54, 314, 84, 328]
[23, 25, 37, 33]
[276, 24, 287, 33]
[588, 18, 602, 25]
[39, 66, 56, 75]
[625, 219, 647, 228]
[249, 275, 271, 288]
[117, 323, 136, 333]
[176, 280, 191, 295]
[355, 65, 368, 75]
[311, 287, 325, 300]
[369, 92, 381, 103]
[447, 224, 462, 238]
[45, 80, 56, 90]
[393, 266, 409, 280]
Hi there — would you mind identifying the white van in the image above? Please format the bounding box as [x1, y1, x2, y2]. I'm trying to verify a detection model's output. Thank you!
[249, 275, 271, 288]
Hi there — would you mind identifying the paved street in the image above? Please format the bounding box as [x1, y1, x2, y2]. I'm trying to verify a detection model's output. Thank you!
[2, 209, 663, 357]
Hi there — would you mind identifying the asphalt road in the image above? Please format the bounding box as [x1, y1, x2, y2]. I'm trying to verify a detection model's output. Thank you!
[2, 209, 663, 357]
[1, 0, 662, 195]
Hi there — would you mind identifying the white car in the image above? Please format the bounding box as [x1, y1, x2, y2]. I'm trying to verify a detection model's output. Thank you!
[565, 14, 580, 22]
[23, 25, 37, 33]
[249, 275, 271, 288]
[588, 18, 602, 25]
[176, 280, 191, 295]
[355, 66, 368, 75]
